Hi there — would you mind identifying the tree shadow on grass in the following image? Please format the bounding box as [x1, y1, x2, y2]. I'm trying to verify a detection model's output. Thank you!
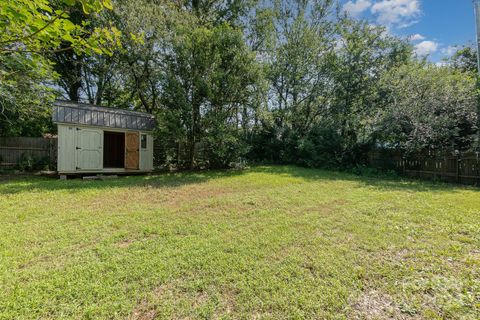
[0, 169, 247, 195]
[0, 165, 475, 195]
[251, 165, 477, 194]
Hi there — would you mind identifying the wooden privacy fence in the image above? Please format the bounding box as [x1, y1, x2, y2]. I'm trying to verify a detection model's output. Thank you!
[369, 150, 480, 185]
[0, 137, 57, 169]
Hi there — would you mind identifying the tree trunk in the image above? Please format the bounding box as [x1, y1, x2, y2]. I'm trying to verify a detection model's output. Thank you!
[68, 73, 82, 102]
[189, 99, 200, 170]
[95, 72, 105, 105]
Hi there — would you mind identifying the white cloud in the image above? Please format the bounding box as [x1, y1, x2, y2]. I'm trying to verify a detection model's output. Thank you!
[414, 40, 439, 56]
[441, 45, 457, 57]
[410, 33, 425, 41]
[435, 61, 449, 67]
[371, 0, 422, 28]
[343, 0, 372, 17]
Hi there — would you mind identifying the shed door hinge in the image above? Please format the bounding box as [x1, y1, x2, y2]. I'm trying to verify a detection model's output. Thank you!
[76, 147, 81, 150]
[76, 166, 81, 170]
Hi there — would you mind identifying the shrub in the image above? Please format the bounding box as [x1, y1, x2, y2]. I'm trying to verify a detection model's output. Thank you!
[204, 129, 250, 169]
[296, 126, 344, 168]
[17, 153, 49, 171]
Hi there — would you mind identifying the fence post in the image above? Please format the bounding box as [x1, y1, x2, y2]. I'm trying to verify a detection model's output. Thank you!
[455, 154, 460, 183]
[176, 142, 180, 167]
[48, 138, 55, 170]
[475, 152, 480, 186]
[443, 156, 447, 182]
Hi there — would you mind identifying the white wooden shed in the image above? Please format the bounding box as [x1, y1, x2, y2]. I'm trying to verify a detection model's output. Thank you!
[52, 100, 155, 175]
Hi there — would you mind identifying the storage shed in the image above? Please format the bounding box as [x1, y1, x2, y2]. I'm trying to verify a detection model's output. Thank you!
[52, 100, 155, 175]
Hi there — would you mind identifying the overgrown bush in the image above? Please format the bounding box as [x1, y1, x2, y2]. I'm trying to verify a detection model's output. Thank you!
[247, 126, 285, 164]
[204, 130, 250, 169]
[296, 126, 344, 168]
[17, 153, 49, 171]
[249, 125, 372, 170]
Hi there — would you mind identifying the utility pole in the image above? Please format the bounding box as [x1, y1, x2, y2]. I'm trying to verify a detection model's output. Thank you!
[474, 0, 480, 74]
[474, 1, 480, 154]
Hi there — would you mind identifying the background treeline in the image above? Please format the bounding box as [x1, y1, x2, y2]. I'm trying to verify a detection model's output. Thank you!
[1, 0, 479, 170]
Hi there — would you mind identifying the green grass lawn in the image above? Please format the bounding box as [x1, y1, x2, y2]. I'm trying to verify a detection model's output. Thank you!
[0, 166, 479, 319]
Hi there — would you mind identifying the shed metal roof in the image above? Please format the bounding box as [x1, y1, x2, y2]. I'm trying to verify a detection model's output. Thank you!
[52, 100, 155, 131]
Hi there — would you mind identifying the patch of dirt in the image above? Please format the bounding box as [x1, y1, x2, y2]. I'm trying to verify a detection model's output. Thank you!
[379, 248, 415, 265]
[468, 249, 480, 261]
[18, 255, 51, 269]
[213, 288, 238, 317]
[89, 184, 237, 214]
[305, 199, 350, 216]
[192, 290, 209, 308]
[129, 305, 157, 320]
[349, 290, 413, 320]
[129, 278, 241, 319]
[252, 311, 273, 319]
[129, 283, 172, 320]
[117, 239, 133, 248]
[129, 278, 216, 319]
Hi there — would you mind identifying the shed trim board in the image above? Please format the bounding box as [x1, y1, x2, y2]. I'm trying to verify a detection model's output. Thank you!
[55, 123, 153, 135]
[53, 101, 154, 175]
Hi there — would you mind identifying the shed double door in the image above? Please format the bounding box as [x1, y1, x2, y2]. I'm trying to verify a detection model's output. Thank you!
[125, 131, 140, 169]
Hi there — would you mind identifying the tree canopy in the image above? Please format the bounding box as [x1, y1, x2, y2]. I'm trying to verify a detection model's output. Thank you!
[1, 0, 478, 169]
[0, 0, 121, 136]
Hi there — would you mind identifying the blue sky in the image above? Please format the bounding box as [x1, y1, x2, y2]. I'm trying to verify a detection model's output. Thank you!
[341, 0, 477, 61]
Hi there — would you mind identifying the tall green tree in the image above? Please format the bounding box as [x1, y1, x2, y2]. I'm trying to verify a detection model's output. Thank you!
[329, 18, 412, 164]
[160, 22, 260, 168]
[449, 44, 478, 74]
[376, 63, 478, 153]
[248, 0, 337, 163]
[267, 0, 335, 133]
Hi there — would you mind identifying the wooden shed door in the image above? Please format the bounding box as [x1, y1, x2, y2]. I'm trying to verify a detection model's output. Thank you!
[125, 132, 139, 169]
